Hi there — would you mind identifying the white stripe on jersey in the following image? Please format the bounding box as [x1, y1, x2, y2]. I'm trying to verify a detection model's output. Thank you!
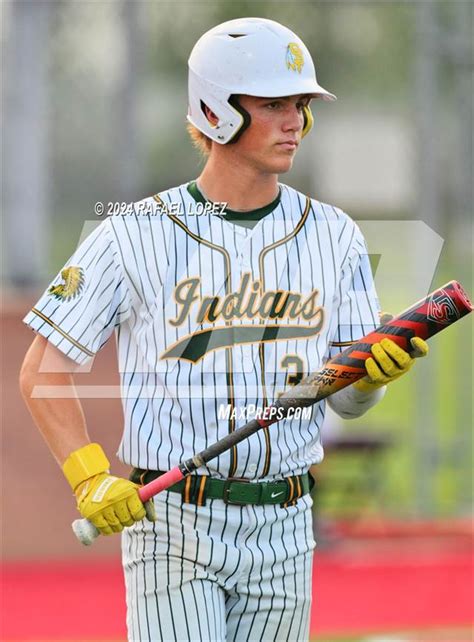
[23, 182, 380, 479]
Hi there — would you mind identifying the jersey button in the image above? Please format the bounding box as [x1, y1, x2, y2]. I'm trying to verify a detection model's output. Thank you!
[248, 463, 257, 473]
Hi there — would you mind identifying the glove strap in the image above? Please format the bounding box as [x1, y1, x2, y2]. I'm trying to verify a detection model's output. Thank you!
[62, 443, 110, 492]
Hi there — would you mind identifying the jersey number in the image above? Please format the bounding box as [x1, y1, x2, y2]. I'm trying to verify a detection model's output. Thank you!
[281, 354, 305, 389]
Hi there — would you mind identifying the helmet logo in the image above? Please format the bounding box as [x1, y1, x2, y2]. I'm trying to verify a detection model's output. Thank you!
[286, 42, 304, 74]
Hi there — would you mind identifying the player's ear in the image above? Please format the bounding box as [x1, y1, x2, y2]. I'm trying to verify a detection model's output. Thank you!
[202, 103, 219, 127]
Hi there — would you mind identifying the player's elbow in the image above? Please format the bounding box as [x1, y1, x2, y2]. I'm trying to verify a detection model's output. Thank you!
[19, 349, 37, 399]
[19, 365, 33, 401]
[19, 335, 47, 398]
[20, 335, 79, 400]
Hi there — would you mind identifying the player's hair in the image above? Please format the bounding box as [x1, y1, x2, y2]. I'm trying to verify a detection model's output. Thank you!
[187, 123, 212, 156]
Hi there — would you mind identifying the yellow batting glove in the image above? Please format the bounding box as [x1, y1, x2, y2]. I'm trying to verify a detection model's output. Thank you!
[63, 443, 156, 536]
[353, 336, 429, 394]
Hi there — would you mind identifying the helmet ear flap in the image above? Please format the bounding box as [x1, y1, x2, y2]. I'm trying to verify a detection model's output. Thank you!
[302, 105, 314, 138]
[225, 95, 251, 144]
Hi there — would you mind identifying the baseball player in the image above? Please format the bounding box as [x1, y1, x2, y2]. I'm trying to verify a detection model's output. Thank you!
[20, 18, 429, 642]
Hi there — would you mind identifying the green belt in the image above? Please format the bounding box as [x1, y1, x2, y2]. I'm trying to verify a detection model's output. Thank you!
[130, 468, 313, 507]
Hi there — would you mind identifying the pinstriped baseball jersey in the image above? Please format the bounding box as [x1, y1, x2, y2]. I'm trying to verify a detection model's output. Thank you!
[23, 181, 380, 481]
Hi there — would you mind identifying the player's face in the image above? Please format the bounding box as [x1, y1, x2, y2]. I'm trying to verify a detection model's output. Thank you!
[234, 94, 311, 174]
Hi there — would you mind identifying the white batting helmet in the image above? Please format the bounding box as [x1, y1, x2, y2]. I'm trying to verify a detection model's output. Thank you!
[187, 17, 336, 144]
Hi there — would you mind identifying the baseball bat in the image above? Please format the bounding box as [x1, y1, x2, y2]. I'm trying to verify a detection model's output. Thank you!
[73, 280, 472, 545]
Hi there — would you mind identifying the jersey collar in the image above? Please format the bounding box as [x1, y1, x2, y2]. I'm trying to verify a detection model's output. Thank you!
[187, 181, 281, 229]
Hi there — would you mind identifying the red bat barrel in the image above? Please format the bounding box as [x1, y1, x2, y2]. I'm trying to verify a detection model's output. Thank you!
[280, 280, 473, 406]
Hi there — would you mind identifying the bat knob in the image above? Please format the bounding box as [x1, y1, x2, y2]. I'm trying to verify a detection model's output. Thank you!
[72, 518, 100, 545]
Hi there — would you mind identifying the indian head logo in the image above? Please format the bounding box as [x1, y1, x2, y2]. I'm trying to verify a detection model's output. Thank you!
[48, 266, 85, 302]
[286, 42, 304, 74]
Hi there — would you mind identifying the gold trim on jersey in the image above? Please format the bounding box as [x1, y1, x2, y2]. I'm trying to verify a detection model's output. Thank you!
[258, 195, 312, 477]
[329, 340, 357, 347]
[154, 193, 238, 477]
[30, 308, 95, 357]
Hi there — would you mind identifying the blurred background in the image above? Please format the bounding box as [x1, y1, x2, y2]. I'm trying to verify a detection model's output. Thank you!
[1, 1, 472, 641]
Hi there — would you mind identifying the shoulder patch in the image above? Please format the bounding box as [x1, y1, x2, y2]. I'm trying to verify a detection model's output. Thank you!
[48, 266, 85, 301]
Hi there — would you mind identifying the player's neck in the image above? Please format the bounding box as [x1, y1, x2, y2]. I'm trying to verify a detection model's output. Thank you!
[197, 156, 279, 212]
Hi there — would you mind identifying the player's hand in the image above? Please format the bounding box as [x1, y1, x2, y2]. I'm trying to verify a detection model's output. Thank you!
[74, 473, 156, 535]
[62, 443, 156, 535]
[353, 336, 429, 394]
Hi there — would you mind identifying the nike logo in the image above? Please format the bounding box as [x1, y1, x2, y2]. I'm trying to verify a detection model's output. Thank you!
[271, 491, 285, 499]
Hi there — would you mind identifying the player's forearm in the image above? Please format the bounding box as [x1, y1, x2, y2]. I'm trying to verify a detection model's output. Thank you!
[21, 380, 90, 465]
[327, 384, 386, 420]
[19, 336, 90, 466]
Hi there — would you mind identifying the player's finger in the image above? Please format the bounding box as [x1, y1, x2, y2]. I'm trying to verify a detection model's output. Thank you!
[127, 495, 146, 522]
[114, 501, 135, 527]
[380, 338, 413, 370]
[371, 343, 403, 377]
[144, 500, 157, 522]
[410, 337, 429, 358]
[90, 515, 114, 536]
[102, 508, 123, 533]
[365, 357, 390, 384]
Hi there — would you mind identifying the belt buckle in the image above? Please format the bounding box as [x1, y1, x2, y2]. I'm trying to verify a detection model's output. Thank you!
[223, 477, 251, 505]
